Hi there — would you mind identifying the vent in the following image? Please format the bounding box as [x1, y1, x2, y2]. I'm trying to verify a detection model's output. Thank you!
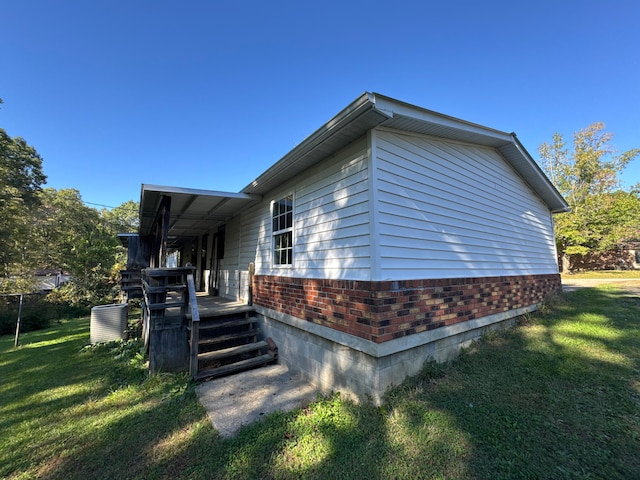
[90, 304, 128, 344]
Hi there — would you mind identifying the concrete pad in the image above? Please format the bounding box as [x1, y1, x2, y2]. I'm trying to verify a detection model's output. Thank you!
[196, 363, 318, 438]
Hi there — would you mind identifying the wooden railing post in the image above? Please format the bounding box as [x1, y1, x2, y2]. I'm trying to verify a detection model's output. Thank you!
[248, 262, 255, 306]
[141, 266, 196, 373]
[186, 273, 200, 377]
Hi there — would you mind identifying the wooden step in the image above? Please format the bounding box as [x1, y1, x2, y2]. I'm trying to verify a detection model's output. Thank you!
[197, 316, 258, 332]
[186, 304, 255, 321]
[198, 340, 268, 363]
[197, 328, 259, 347]
[147, 300, 186, 310]
[194, 353, 275, 381]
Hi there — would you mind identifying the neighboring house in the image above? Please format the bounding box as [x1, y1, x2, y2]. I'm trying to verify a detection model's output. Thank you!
[133, 92, 569, 403]
[561, 242, 640, 272]
[629, 242, 640, 269]
[34, 269, 70, 292]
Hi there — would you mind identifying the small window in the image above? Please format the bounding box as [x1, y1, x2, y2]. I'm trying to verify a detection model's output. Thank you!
[272, 195, 293, 266]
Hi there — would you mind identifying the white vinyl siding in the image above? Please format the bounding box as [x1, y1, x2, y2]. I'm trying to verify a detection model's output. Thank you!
[374, 129, 558, 279]
[294, 155, 370, 278]
[220, 130, 559, 291]
[239, 202, 264, 269]
[217, 215, 241, 299]
[247, 136, 372, 280]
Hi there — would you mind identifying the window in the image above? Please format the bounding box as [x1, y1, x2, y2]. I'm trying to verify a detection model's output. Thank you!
[272, 195, 293, 265]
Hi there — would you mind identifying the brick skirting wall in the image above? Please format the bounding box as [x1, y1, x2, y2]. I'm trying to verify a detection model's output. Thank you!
[253, 274, 562, 344]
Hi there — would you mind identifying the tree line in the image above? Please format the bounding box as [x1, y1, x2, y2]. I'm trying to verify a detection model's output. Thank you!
[2, 109, 639, 309]
[0, 125, 137, 307]
[538, 122, 640, 271]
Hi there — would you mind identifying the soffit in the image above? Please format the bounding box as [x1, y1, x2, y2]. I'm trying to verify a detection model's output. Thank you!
[139, 185, 260, 237]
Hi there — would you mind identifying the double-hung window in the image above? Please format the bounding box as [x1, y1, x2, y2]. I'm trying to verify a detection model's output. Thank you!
[272, 195, 293, 266]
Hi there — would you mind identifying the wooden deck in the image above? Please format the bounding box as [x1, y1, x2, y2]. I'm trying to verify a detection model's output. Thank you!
[191, 293, 254, 318]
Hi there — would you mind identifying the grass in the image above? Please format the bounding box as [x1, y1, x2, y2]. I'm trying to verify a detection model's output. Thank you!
[1, 285, 639, 479]
[561, 269, 640, 279]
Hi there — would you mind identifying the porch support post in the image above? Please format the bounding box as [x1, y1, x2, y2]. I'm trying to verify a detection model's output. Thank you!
[152, 195, 171, 268]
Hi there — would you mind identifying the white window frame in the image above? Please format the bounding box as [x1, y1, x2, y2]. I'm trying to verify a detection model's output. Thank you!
[272, 194, 294, 267]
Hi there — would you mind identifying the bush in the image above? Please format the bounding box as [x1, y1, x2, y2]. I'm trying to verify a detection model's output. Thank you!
[1, 294, 50, 335]
[46, 279, 116, 308]
[0, 293, 89, 336]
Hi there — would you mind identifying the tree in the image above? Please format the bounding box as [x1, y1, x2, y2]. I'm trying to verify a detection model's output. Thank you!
[0, 109, 137, 307]
[28, 189, 121, 305]
[0, 128, 47, 287]
[100, 200, 139, 234]
[99, 200, 140, 287]
[539, 123, 640, 268]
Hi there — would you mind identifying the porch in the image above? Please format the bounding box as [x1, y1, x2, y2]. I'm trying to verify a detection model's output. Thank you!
[136, 184, 261, 299]
[141, 267, 276, 381]
[190, 293, 255, 318]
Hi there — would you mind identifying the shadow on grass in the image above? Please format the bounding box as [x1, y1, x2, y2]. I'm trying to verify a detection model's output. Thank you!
[381, 286, 640, 480]
[179, 287, 638, 479]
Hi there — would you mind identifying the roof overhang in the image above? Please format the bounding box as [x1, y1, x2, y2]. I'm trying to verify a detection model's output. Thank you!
[139, 184, 261, 238]
[241, 92, 391, 196]
[242, 92, 569, 213]
[117, 233, 138, 247]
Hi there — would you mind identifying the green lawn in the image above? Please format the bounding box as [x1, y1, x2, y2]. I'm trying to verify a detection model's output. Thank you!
[562, 269, 640, 279]
[1, 285, 639, 479]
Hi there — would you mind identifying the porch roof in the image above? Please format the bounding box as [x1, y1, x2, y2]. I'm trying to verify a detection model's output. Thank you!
[139, 184, 260, 237]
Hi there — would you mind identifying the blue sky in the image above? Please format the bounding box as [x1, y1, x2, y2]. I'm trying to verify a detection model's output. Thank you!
[2, 0, 639, 209]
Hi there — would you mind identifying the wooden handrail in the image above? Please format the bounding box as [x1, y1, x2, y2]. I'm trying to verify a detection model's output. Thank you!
[186, 273, 200, 377]
[141, 266, 196, 344]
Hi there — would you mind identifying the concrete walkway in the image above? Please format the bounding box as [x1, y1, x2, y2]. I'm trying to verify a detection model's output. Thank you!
[196, 363, 318, 438]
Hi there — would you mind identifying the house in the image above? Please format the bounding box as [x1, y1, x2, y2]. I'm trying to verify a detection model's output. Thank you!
[34, 269, 70, 292]
[131, 92, 569, 404]
[560, 241, 640, 272]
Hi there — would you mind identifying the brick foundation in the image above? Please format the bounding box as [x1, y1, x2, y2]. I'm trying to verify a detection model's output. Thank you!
[253, 274, 561, 344]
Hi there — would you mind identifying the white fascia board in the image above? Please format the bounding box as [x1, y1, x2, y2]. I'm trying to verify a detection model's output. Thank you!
[241, 92, 390, 194]
[141, 184, 261, 201]
[370, 93, 514, 144]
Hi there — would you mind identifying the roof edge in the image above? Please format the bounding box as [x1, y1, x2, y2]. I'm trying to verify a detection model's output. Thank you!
[142, 184, 260, 201]
[505, 135, 570, 213]
[370, 92, 515, 143]
[241, 92, 390, 194]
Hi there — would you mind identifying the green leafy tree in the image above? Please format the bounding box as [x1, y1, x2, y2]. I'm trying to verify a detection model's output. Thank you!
[28, 189, 120, 305]
[0, 128, 47, 290]
[1, 102, 139, 313]
[100, 200, 139, 234]
[539, 123, 640, 268]
[99, 200, 140, 285]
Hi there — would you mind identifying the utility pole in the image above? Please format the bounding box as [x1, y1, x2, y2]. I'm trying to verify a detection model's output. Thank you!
[14, 293, 24, 348]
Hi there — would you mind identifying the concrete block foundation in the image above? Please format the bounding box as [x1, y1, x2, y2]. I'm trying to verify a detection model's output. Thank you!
[255, 304, 535, 405]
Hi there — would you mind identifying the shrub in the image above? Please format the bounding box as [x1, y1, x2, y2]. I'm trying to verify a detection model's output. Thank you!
[46, 279, 115, 308]
[0, 293, 89, 336]
[0, 294, 50, 335]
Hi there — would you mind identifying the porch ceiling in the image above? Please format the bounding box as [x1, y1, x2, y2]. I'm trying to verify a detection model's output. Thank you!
[139, 184, 261, 237]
